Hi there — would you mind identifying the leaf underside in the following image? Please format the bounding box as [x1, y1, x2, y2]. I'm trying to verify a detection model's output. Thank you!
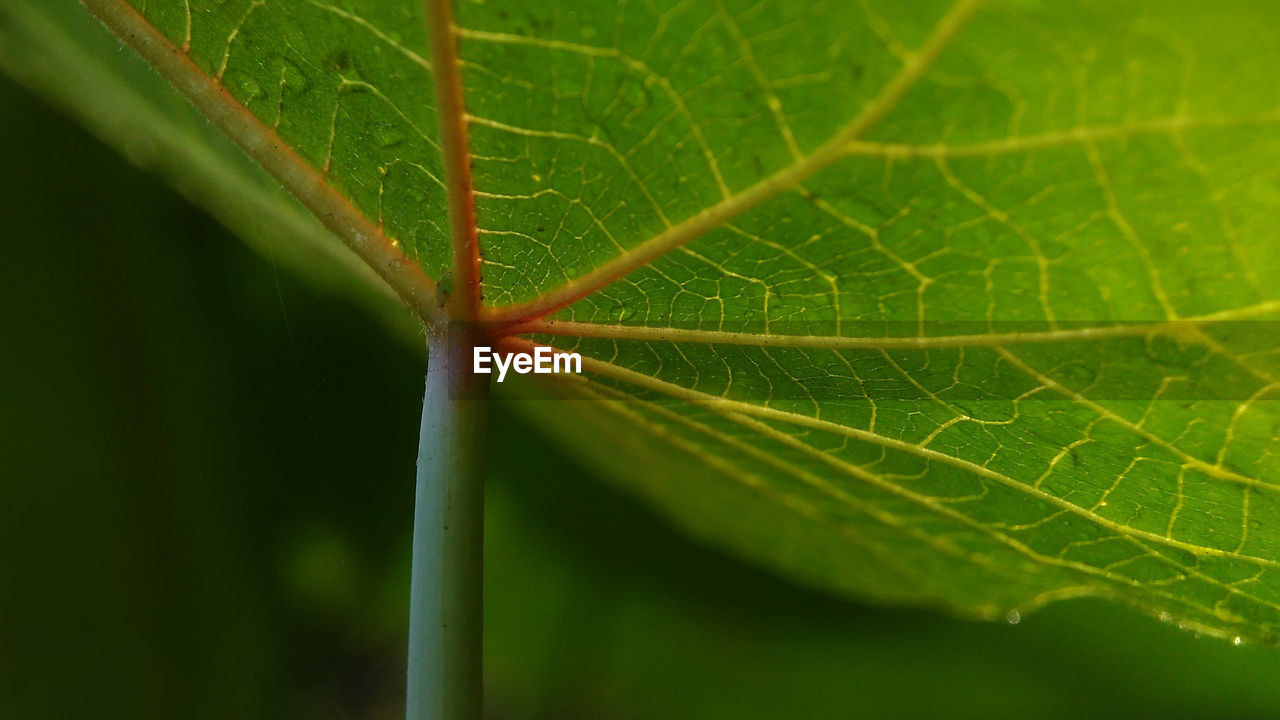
[17, 0, 1280, 641]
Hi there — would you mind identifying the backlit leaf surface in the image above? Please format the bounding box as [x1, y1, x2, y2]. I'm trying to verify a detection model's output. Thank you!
[13, 0, 1280, 640]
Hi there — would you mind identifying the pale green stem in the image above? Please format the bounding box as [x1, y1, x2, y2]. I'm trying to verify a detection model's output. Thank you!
[408, 328, 490, 720]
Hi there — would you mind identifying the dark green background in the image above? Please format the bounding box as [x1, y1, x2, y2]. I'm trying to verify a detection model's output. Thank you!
[2, 74, 1279, 719]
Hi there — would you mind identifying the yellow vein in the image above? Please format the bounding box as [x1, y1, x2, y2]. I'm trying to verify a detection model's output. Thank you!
[550, 344, 1280, 569]
[715, 0, 803, 160]
[454, 26, 731, 199]
[711, 404, 1278, 629]
[526, 341, 1058, 595]
[581, 377, 1152, 620]
[1084, 139, 1178, 319]
[584, 385, 985, 572]
[571, 379, 951, 594]
[509, 336, 1280, 633]
[465, 115, 673, 226]
[485, 0, 985, 325]
[303, 0, 433, 72]
[843, 109, 1280, 159]
[566, 346, 1280, 631]
[1190, 326, 1280, 388]
[508, 300, 1280, 348]
[539, 343, 1280, 630]
[995, 348, 1276, 494]
[214, 0, 265, 81]
[83, 0, 442, 328]
[934, 156, 1057, 329]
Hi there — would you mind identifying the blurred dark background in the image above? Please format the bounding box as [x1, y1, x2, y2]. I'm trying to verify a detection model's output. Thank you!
[3, 73, 1280, 720]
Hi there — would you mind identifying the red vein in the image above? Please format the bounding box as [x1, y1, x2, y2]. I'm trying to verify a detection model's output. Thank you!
[83, 0, 443, 329]
[484, 0, 984, 328]
[423, 0, 483, 321]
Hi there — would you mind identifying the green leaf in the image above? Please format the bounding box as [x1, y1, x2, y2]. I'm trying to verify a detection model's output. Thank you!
[0, 0, 416, 326]
[11, 0, 1280, 641]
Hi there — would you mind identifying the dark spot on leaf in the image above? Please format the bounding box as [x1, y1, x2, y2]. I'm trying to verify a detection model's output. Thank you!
[327, 49, 351, 72]
[616, 74, 653, 114]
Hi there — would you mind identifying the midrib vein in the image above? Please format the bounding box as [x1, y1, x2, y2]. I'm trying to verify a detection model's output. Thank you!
[424, 0, 482, 320]
[484, 0, 985, 326]
[504, 338, 1280, 571]
[511, 300, 1280, 349]
[83, 0, 443, 329]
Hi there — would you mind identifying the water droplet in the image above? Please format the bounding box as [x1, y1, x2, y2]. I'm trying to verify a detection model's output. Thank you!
[280, 57, 312, 95]
[373, 123, 404, 149]
[605, 305, 634, 322]
[327, 48, 352, 73]
[1006, 610, 1021, 625]
[239, 78, 262, 100]
[1233, 636, 1244, 646]
[617, 74, 650, 111]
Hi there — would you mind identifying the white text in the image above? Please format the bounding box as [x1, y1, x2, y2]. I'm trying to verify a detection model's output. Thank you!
[473, 346, 582, 382]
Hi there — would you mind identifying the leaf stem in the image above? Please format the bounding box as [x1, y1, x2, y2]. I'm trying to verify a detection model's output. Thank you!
[408, 327, 490, 720]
